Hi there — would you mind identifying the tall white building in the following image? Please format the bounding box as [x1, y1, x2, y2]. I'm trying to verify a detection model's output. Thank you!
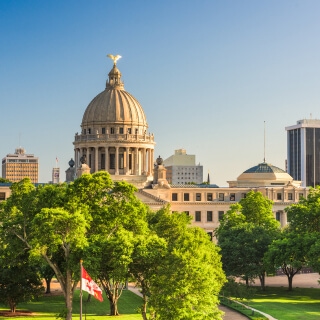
[286, 119, 320, 187]
[163, 149, 203, 185]
[52, 167, 60, 184]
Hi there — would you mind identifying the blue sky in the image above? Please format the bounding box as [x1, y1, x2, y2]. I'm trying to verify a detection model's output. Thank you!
[1, 0, 320, 186]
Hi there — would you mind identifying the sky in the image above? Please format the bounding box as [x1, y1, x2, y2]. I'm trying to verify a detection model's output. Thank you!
[1, 0, 320, 186]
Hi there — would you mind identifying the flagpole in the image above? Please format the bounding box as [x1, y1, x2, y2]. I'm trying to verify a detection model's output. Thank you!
[80, 260, 83, 320]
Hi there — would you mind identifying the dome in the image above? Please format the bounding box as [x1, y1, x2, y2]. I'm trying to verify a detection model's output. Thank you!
[243, 162, 287, 174]
[82, 89, 147, 128]
[73, 56, 155, 188]
[238, 162, 293, 184]
[81, 60, 148, 131]
[228, 162, 297, 187]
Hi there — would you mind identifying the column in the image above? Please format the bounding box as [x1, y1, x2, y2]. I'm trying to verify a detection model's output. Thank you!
[74, 148, 78, 168]
[105, 146, 108, 171]
[115, 146, 119, 175]
[142, 148, 146, 175]
[281, 211, 288, 227]
[135, 148, 139, 175]
[126, 147, 130, 174]
[150, 148, 154, 176]
[95, 147, 99, 172]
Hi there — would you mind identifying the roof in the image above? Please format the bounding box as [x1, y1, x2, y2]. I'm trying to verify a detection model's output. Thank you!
[243, 162, 286, 174]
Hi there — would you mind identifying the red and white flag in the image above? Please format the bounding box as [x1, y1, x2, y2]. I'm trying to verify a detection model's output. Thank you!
[81, 266, 103, 302]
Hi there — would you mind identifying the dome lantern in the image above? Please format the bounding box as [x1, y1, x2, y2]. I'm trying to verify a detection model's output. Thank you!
[106, 54, 124, 89]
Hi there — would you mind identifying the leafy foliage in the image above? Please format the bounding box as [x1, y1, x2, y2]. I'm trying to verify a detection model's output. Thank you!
[0, 250, 43, 312]
[143, 206, 226, 320]
[215, 191, 280, 289]
[285, 186, 320, 273]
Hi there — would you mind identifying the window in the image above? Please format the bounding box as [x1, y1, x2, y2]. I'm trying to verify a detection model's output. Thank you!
[207, 232, 213, 241]
[88, 128, 91, 134]
[196, 193, 201, 201]
[207, 193, 213, 201]
[110, 127, 115, 134]
[101, 153, 105, 170]
[241, 193, 247, 199]
[276, 211, 281, 222]
[299, 193, 303, 199]
[119, 127, 124, 134]
[218, 193, 224, 201]
[184, 211, 189, 216]
[184, 193, 189, 201]
[195, 211, 201, 222]
[127, 128, 132, 134]
[135, 128, 139, 134]
[109, 154, 115, 169]
[288, 193, 293, 200]
[0, 192, 5, 201]
[230, 193, 235, 201]
[83, 129, 86, 134]
[207, 211, 213, 222]
[218, 211, 224, 221]
[102, 128, 106, 134]
[172, 193, 178, 201]
[277, 193, 282, 200]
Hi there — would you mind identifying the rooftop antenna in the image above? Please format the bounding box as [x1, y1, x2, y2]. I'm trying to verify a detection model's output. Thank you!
[264, 121, 266, 163]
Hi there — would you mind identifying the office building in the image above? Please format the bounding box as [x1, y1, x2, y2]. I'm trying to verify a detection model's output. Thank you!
[163, 149, 203, 184]
[286, 119, 320, 187]
[2, 147, 38, 183]
[52, 167, 60, 184]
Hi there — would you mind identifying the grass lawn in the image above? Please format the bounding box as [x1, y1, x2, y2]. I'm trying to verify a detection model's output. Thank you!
[1, 286, 319, 320]
[249, 287, 320, 320]
[0, 290, 144, 320]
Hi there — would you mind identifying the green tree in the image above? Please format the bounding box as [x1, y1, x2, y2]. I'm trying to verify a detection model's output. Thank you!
[85, 181, 149, 316]
[264, 230, 310, 290]
[96, 230, 135, 316]
[0, 173, 114, 320]
[0, 249, 43, 312]
[215, 191, 280, 290]
[285, 186, 320, 274]
[129, 233, 167, 320]
[286, 186, 320, 233]
[145, 206, 226, 320]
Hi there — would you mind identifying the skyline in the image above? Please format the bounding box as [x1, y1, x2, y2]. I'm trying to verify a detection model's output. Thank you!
[1, 1, 320, 186]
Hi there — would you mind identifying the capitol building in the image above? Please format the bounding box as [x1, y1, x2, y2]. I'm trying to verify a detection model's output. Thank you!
[0, 56, 309, 239]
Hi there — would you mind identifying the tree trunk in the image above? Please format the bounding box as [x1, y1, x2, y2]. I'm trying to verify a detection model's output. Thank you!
[141, 293, 148, 320]
[288, 275, 293, 291]
[45, 278, 51, 294]
[259, 273, 266, 291]
[101, 280, 123, 316]
[9, 301, 16, 313]
[110, 300, 119, 316]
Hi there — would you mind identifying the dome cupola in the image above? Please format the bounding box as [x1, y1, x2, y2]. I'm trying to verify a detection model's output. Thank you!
[73, 55, 155, 187]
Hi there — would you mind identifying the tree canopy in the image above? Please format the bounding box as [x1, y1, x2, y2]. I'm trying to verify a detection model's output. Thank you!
[143, 207, 226, 320]
[215, 191, 280, 289]
[0, 173, 226, 319]
[285, 186, 320, 273]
